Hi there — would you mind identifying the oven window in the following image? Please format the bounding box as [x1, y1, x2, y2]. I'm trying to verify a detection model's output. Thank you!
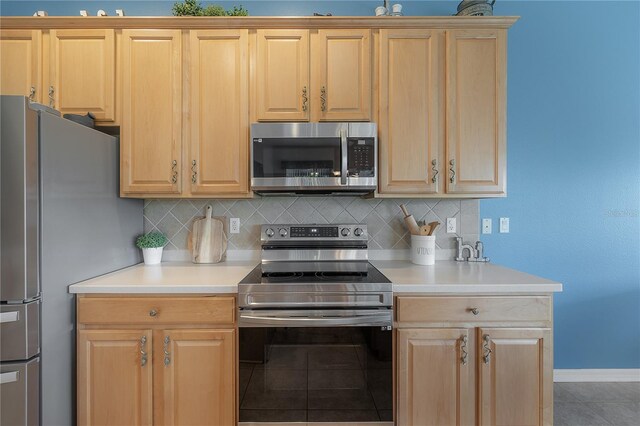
[253, 138, 341, 178]
[239, 327, 392, 422]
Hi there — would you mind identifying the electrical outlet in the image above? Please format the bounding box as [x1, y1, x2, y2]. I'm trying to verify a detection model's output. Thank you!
[446, 217, 457, 234]
[482, 218, 492, 234]
[230, 218, 240, 234]
[500, 217, 510, 233]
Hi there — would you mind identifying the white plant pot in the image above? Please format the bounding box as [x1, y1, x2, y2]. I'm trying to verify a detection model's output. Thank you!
[142, 247, 163, 265]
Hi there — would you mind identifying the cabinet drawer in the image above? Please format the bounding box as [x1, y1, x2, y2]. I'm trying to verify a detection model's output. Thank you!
[78, 297, 235, 325]
[396, 296, 551, 324]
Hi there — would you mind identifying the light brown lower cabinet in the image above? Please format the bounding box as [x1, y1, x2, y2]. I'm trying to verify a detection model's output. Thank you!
[77, 296, 236, 426]
[396, 296, 554, 426]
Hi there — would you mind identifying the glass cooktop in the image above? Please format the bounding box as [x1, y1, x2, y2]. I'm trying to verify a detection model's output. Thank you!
[239, 263, 391, 285]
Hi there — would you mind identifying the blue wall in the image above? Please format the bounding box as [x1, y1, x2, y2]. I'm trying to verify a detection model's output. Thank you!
[2, 1, 638, 369]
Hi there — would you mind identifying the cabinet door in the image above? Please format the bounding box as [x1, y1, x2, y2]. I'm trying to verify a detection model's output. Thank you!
[189, 30, 249, 195]
[156, 329, 235, 426]
[313, 29, 371, 121]
[446, 30, 507, 195]
[121, 30, 182, 195]
[48, 30, 115, 121]
[0, 30, 41, 102]
[256, 29, 309, 121]
[479, 328, 553, 426]
[379, 30, 442, 194]
[77, 330, 153, 426]
[397, 328, 474, 426]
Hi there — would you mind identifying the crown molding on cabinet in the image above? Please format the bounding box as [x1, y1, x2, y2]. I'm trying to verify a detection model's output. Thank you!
[0, 16, 519, 30]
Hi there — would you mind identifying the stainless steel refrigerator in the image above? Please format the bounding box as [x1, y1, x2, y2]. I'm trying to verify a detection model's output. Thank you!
[0, 96, 143, 426]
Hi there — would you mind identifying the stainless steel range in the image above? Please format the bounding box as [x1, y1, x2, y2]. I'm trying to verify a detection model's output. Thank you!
[238, 224, 393, 328]
[238, 224, 393, 423]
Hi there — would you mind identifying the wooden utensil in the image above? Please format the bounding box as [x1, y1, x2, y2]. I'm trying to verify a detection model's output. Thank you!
[190, 205, 228, 264]
[419, 225, 431, 236]
[400, 204, 420, 236]
[427, 221, 440, 236]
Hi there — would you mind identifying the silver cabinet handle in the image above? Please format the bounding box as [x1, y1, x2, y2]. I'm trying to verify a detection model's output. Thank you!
[483, 334, 492, 364]
[29, 86, 36, 101]
[163, 335, 171, 366]
[191, 160, 197, 184]
[302, 86, 308, 112]
[460, 335, 468, 365]
[140, 335, 148, 367]
[48, 86, 55, 108]
[431, 159, 438, 183]
[149, 309, 158, 317]
[0, 311, 19, 323]
[449, 159, 456, 183]
[320, 86, 327, 112]
[0, 371, 19, 385]
[171, 160, 178, 184]
[469, 307, 479, 315]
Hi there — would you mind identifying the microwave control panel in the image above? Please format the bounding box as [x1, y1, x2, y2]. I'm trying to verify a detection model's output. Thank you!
[347, 138, 375, 177]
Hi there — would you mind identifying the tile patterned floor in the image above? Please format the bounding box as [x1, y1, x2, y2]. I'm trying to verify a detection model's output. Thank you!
[554, 382, 640, 426]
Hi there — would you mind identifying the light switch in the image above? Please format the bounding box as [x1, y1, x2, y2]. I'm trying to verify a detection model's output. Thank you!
[482, 218, 492, 234]
[500, 217, 510, 233]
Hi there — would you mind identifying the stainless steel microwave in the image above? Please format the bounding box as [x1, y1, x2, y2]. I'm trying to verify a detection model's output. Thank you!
[250, 123, 377, 195]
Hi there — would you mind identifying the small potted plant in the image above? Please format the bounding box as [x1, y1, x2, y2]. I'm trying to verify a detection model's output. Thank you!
[136, 232, 168, 265]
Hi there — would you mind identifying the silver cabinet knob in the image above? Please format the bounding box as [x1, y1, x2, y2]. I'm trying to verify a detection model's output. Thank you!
[149, 309, 158, 317]
[469, 308, 479, 315]
[279, 228, 288, 237]
[341, 228, 351, 237]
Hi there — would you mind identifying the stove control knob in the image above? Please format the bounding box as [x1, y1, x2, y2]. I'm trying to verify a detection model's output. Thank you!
[341, 228, 351, 237]
[265, 228, 275, 238]
[354, 228, 364, 237]
[279, 228, 288, 237]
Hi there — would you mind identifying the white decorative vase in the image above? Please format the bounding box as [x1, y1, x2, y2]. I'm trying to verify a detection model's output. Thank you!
[142, 247, 163, 265]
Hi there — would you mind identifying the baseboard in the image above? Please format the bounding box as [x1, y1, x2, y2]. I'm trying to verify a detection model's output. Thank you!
[554, 369, 640, 382]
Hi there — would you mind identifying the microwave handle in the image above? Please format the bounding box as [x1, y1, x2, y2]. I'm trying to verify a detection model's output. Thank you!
[340, 129, 348, 185]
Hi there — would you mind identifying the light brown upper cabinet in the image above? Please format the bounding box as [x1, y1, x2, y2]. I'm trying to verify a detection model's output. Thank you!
[312, 29, 371, 121]
[378, 29, 442, 194]
[478, 328, 552, 426]
[0, 30, 42, 102]
[188, 30, 249, 196]
[47, 29, 116, 122]
[120, 30, 182, 196]
[445, 29, 507, 195]
[256, 29, 309, 121]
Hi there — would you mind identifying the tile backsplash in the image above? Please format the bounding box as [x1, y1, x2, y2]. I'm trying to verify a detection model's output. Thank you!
[144, 197, 479, 251]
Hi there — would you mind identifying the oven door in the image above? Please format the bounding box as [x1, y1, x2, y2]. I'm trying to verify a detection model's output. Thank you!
[239, 323, 393, 423]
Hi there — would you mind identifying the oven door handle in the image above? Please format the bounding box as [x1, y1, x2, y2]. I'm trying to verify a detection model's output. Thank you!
[239, 310, 392, 328]
[340, 129, 348, 185]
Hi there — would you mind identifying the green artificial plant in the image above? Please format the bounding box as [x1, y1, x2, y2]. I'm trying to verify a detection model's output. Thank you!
[135, 232, 168, 249]
[172, 0, 249, 16]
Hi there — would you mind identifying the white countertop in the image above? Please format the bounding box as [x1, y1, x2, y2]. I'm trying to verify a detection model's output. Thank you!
[371, 260, 562, 294]
[68, 261, 257, 294]
[69, 260, 562, 295]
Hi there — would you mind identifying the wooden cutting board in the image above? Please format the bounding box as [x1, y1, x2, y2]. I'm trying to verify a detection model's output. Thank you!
[189, 205, 228, 264]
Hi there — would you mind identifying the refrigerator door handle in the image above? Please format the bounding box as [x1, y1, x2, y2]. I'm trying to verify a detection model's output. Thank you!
[0, 311, 19, 323]
[0, 371, 20, 384]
